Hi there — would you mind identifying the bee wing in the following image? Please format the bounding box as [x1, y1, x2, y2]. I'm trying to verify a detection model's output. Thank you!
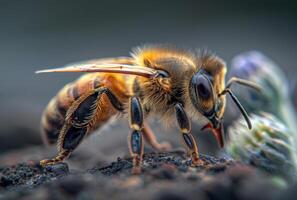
[64, 57, 135, 67]
[36, 62, 158, 78]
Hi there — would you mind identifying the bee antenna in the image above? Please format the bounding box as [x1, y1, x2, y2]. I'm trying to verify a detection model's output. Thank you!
[219, 89, 252, 129]
[226, 77, 262, 92]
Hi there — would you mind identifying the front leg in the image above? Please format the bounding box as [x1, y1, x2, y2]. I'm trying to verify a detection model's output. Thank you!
[175, 103, 202, 166]
[128, 97, 144, 174]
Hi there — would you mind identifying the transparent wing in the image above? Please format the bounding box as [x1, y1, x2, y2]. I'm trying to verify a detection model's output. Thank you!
[64, 57, 135, 67]
[36, 57, 157, 78]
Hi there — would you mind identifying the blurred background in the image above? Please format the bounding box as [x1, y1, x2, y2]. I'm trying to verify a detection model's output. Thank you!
[0, 0, 296, 163]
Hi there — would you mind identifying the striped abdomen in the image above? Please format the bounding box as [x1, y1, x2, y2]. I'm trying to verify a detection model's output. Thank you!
[41, 73, 131, 145]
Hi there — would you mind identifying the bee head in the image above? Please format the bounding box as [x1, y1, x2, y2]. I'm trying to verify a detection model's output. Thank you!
[189, 69, 225, 147]
[188, 59, 258, 148]
[189, 69, 221, 123]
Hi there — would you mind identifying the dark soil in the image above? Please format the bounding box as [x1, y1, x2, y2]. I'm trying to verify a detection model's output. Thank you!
[0, 151, 290, 200]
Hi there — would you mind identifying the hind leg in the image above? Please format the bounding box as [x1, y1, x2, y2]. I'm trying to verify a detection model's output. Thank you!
[40, 87, 123, 166]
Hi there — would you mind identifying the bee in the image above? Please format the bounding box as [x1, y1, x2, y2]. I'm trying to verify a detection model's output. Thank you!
[37, 45, 260, 174]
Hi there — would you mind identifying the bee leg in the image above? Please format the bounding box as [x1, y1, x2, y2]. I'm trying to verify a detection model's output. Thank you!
[226, 77, 261, 92]
[40, 149, 71, 166]
[40, 87, 123, 166]
[143, 122, 172, 152]
[128, 97, 144, 174]
[40, 122, 88, 166]
[175, 103, 203, 166]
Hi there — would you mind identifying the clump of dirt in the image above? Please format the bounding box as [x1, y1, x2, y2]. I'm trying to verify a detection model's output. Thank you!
[0, 152, 288, 200]
[90, 151, 232, 176]
[0, 162, 69, 189]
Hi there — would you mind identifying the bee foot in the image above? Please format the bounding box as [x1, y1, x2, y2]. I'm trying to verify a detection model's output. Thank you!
[191, 158, 204, 167]
[40, 159, 55, 166]
[40, 159, 63, 167]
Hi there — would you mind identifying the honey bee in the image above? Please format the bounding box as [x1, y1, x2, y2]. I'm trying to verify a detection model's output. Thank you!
[37, 45, 260, 174]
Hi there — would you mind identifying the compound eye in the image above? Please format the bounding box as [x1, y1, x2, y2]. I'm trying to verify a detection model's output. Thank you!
[195, 75, 212, 100]
[190, 72, 215, 116]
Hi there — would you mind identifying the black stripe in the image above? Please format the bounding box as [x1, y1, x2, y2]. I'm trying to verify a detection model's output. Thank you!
[56, 100, 67, 117]
[46, 114, 64, 130]
[43, 127, 59, 144]
[71, 86, 80, 100]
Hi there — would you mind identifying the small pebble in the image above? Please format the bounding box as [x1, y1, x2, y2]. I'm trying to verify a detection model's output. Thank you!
[45, 163, 69, 176]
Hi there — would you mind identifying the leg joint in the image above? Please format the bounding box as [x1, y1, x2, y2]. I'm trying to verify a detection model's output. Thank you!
[100, 87, 124, 111]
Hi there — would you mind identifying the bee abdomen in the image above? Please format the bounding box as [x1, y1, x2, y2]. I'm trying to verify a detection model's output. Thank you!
[41, 75, 102, 145]
[41, 86, 72, 145]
